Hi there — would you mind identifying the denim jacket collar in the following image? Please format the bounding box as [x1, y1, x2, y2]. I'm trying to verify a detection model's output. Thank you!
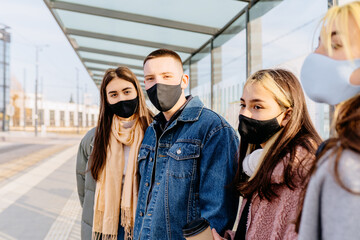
[152, 96, 204, 128]
[177, 96, 204, 122]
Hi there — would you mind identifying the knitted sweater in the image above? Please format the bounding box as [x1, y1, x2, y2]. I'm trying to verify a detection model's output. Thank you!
[226, 147, 311, 240]
[298, 148, 360, 240]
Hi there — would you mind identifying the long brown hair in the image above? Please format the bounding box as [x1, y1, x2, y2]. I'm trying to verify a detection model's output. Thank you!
[295, 94, 360, 232]
[232, 69, 322, 201]
[90, 66, 153, 181]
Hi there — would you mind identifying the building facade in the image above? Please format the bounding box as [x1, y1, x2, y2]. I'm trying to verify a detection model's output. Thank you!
[10, 89, 99, 134]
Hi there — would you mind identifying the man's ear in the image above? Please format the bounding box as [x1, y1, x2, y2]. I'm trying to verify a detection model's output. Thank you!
[181, 74, 189, 89]
[280, 108, 292, 127]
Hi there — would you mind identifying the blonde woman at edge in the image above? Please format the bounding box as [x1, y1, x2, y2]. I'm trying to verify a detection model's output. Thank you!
[76, 67, 152, 240]
[297, 2, 360, 240]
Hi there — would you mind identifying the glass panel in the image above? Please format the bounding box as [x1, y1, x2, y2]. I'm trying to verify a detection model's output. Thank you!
[85, 62, 117, 70]
[56, 9, 211, 49]
[91, 70, 106, 76]
[249, 0, 330, 138]
[190, 43, 211, 108]
[130, 69, 144, 76]
[90, 68, 144, 78]
[54, 0, 247, 29]
[78, 51, 144, 66]
[183, 60, 190, 96]
[213, 14, 247, 129]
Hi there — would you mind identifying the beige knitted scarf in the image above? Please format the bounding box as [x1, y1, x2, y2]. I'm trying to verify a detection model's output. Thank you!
[92, 115, 143, 240]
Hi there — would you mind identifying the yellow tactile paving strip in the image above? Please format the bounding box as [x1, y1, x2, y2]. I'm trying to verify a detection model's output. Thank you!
[0, 144, 71, 182]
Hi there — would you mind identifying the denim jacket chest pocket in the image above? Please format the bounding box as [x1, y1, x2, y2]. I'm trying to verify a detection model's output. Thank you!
[137, 146, 152, 177]
[167, 140, 201, 179]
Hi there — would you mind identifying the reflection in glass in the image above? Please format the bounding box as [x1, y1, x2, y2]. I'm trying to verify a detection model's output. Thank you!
[190, 44, 211, 108]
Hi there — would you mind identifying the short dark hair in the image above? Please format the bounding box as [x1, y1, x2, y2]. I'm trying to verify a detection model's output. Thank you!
[143, 49, 183, 66]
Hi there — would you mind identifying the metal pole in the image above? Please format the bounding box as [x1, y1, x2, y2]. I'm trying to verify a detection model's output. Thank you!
[2, 29, 7, 131]
[76, 68, 79, 134]
[35, 47, 39, 136]
[23, 68, 26, 130]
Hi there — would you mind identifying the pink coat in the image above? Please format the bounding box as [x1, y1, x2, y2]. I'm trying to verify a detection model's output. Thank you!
[226, 147, 311, 240]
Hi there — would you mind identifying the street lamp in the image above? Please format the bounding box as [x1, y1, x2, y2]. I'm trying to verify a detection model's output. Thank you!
[34, 45, 48, 136]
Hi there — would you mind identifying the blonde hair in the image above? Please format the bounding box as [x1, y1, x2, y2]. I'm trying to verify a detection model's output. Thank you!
[320, 1, 360, 59]
[245, 70, 293, 110]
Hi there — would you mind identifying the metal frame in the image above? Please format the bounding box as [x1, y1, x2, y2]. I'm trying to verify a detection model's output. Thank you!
[83, 58, 143, 70]
[183, 5, 248, 64]
[50, 1, 218, 35]
[66, 28, 195, 53]
[78, 47, 145, 60]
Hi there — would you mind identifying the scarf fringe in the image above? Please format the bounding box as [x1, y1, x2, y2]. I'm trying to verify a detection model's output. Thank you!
[121, 208, 133, 240]
[92, 231, 117, 240]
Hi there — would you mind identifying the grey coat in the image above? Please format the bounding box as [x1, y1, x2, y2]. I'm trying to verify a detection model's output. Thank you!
[299, 148, 360, 240]
[76, 127, 96, 240]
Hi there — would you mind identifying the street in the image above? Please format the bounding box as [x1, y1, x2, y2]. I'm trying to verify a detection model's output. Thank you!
[0, 131, 83, 240]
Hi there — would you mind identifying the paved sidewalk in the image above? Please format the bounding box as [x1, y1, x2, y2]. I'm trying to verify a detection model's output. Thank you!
[0, 133, 83, 240]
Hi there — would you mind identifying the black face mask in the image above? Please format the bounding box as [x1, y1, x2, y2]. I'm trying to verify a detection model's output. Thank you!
[146, 78, 182, 112]
[238, 113, 283, 145]
[108, 97, 138, 118]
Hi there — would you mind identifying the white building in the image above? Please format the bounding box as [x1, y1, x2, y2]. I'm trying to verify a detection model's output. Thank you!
[10, 89, 99, 133]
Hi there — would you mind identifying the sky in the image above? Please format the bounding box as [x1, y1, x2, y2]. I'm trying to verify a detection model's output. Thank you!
[0, 0, 100, 105]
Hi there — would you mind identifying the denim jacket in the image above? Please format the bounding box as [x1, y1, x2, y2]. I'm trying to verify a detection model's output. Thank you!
[134, 96, 239, 240]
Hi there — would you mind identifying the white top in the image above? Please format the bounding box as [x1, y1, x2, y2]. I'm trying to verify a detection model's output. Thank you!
[122, 120, 135, 181]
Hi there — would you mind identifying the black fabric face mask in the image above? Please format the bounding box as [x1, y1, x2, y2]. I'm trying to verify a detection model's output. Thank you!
[146, 79, 182, 112]
[108, 97, 138, 118]
[238, 113, 283, 145]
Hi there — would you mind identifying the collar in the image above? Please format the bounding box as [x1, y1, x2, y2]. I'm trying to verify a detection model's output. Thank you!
[177, 96, 204, 122]
[153, 95, 203, 123]
[154, 95, 195, 131]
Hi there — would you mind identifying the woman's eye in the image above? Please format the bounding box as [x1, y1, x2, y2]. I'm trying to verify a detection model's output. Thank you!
[254, 105, 262, 110]
[111, 93, 117, 97]
[240, 103, 245, 108]
[124, 90, 131, 94]
[331, 42, 342, 50]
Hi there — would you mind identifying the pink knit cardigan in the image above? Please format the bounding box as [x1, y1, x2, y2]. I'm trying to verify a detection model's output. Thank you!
[226, 147, 311, 240]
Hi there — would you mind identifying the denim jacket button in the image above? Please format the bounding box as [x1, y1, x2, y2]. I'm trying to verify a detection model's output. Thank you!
[139, 211, 144, 217]
[145, 182, 149, 187]
[150, 157, 153, 162]
[176, 148, 181, 154]
[147, 213, 152, 216]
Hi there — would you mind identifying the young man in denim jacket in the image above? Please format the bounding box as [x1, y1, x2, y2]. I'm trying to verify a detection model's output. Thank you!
[133, 49, 239, 240]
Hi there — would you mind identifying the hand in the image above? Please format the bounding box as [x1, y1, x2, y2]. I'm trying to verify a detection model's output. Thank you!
[212, 228, 225, 240]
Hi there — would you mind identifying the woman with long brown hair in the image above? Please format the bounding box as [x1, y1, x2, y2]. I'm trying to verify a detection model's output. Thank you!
[212, 69, 321, 240]
[76, 66, 152, 240]
[298, 2, 360, 239]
